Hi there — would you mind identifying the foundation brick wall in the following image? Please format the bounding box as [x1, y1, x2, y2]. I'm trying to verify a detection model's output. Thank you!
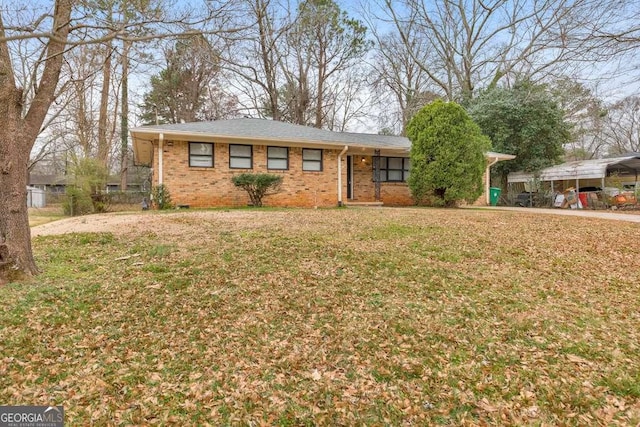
[381, 183, 413, 206]
[153, 140, 348, 208]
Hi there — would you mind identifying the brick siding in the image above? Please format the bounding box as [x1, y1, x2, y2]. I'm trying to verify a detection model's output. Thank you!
[151, 140, 446, 208]
[154, 140, 353, 208]
[349, 156, 413, 205]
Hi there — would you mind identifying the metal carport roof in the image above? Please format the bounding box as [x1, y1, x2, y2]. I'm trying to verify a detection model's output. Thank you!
[507, 156, 640, 183]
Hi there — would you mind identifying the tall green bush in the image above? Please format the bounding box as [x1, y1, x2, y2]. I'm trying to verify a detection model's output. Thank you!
[63, 157, 109, 216]
[232, 173, 283, 207]
[63, 186, 94, 216]
[407, 100, 491, 207]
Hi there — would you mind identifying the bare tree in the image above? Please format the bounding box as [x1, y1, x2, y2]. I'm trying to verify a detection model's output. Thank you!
[221, 0, 371, 130]
[322, 66, 372, 132]
[0, 0, 72, 282]
[0, 0, 233, 284]
[285, 0, 371, 128]
[368, 30, 439, 134]
[371, 0, 621, 101]
[603, 96, 640, 156]
[140, 35, 237, 124]
[551, 77, 609, 160]
[219, 0, 292, 119]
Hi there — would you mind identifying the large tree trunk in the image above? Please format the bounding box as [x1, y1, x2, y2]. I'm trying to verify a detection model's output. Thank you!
[0, 0, 72, 285]
[0, 90, 38, 284]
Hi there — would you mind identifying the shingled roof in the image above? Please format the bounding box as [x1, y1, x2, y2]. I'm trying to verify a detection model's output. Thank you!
[130, 118, 516, 168]
[130, 118, 414, 166]
[132, 118, 409, 148]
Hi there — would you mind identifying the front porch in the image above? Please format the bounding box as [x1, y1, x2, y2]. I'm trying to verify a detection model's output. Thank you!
[341, 151, 413, 207]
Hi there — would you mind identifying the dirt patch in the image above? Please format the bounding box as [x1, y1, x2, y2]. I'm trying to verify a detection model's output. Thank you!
[30, 210, 305, 238]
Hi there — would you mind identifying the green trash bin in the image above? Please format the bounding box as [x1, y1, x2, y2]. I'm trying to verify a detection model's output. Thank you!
[489, 187, 501, 206]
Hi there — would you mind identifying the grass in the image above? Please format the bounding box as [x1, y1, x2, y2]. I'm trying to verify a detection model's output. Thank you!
[3, 207, 640, 425]
[28, 206, 66, 227]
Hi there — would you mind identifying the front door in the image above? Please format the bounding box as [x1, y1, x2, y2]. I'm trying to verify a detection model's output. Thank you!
[347, 155, 353, 199]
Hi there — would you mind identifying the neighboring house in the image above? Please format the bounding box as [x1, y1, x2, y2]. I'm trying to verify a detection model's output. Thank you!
[130, 118, 514, 208]
[29, 165, 151, 194]
[28, 174, 67, 193]
[106, 165, 152, 193]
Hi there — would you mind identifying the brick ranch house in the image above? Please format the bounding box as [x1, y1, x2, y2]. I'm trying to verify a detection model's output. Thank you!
[130, 118, 514, 208]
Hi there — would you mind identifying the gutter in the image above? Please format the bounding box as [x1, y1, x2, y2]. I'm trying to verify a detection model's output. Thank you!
[337, 145, 349, 206]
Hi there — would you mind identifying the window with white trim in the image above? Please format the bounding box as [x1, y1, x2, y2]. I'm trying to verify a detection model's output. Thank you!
[267, 146, 289, 170]
[302, 148, 322, 171]
[189, 142, 214, 168]
[379, 157, 410, 182]
[229, 144, 252, 169]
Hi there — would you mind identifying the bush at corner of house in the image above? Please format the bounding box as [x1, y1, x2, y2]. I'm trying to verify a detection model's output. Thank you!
[231, 173, 283, 207]
[151, 184, 174, 210]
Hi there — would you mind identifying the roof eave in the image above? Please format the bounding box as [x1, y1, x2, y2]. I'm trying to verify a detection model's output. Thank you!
[130, 128, 410, 154]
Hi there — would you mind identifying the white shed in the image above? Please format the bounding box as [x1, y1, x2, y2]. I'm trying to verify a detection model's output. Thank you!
[26, 186, 46, 208]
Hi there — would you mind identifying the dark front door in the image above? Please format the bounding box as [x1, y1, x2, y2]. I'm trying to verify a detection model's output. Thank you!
[347, 155, 353, 199]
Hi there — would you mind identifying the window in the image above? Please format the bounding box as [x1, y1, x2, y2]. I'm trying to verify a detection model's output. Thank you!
[302, 149, 322, 171]
[189, 142, 213, 168]
[379, 157, 410, 182]
[267, 146, 289, 170]
[229, 144, 252, 169]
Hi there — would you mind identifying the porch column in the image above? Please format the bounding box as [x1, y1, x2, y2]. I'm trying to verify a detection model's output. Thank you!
[158, 133, 164, 185]
[373, 149, 381, 202]
[337, 146, 348, 206]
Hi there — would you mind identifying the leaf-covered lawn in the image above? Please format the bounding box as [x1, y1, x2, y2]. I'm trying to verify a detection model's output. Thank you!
[2, 208, 639, 425]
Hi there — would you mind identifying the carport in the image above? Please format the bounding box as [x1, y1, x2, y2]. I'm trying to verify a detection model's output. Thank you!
[507, 155, 640, 207]
[508, 156, 640, 190]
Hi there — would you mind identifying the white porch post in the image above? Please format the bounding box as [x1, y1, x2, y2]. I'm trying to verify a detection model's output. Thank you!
[158, 133, 164, 185]
[337, 146, 348, 206]
[486, 157, 499, 205]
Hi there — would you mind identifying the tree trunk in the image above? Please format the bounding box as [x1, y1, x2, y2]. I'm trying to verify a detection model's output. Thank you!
[315, 49, 325, 129]
[0, 0, 72, 285]
[0, 93, 38, 284]
[98, 42, 113, 168]
[120, 40, 130, 191]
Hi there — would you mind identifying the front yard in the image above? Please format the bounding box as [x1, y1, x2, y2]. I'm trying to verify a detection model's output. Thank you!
[2, 208, 639, 425]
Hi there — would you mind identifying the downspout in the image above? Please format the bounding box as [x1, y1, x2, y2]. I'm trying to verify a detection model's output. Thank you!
[158, 133, 164, 185]
[337, 145, 349, 206]
[486, 157, 500, 205]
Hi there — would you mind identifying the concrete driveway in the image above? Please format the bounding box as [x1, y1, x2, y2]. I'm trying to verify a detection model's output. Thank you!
[476, 206, 640, 223]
